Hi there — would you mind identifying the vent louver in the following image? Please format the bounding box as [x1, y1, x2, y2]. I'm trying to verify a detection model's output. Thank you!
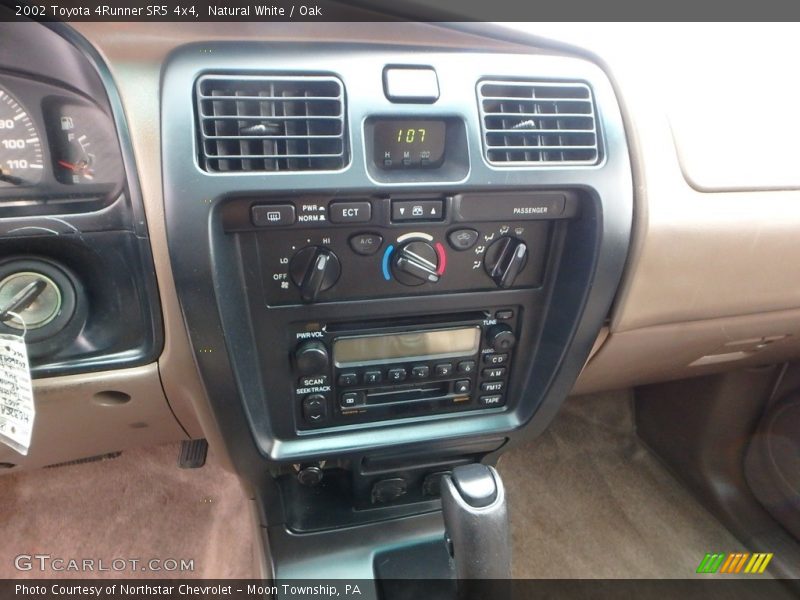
[196, 75, 347, 172]
[478, 80, 599, 166]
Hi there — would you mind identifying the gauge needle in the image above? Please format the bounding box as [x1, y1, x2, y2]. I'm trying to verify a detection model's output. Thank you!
[0, 168, 26, 185]
[58, 160, 95, 180]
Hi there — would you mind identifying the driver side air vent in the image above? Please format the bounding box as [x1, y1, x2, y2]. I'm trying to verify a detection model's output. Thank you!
[195, 74, 347, 172]
[478, 80, 599, 166]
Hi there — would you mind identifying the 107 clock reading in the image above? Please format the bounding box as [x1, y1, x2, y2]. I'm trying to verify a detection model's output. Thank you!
[373, 119, 446, 170]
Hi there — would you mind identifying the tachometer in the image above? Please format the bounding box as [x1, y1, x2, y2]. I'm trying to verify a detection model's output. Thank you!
[0, 87, 44, 187]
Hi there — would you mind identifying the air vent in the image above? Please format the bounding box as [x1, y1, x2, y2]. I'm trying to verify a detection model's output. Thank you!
[478, 80, 599, 166]
[196, 75, 347, 172]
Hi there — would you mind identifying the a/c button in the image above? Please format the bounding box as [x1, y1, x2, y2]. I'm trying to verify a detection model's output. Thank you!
[349, 233, 384, 256]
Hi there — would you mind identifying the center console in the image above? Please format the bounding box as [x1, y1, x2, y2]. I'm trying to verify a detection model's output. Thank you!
[160, 41, 633, 579]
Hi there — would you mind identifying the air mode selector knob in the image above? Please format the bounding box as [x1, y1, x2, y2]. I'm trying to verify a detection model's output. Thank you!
[289, 246, 341, 303]
[391, 241, 441, 286]
[483, 237, 528, 289]
[294, 340, 330, 375]
[486, 324, 516, 352]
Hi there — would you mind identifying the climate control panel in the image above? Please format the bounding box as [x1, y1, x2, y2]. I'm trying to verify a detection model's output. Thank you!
[228, 191, 581, 305]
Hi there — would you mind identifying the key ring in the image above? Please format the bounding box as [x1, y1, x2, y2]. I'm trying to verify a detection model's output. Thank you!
[4, 311, 27, 340]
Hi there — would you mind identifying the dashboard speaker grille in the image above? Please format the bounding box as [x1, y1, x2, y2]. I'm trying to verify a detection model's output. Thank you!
[195, 75, 347, 172]
[478, 80, 599, 166]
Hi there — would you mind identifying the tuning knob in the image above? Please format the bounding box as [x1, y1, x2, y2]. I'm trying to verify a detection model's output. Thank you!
[294, 340, 330, 375]
[391, 241, 441, 286]
[486, 324, 516, 352]
[289, 246, 341, 303]
[483, 237, 528, 289]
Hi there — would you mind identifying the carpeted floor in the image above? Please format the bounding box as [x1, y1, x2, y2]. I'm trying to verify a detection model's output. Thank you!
[0, 443, 254, 579]
[0, 391, 750, 580]
[499, 390, 746, 579]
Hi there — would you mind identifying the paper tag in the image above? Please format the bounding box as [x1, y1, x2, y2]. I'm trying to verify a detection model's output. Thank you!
[0, 333, 35, 455]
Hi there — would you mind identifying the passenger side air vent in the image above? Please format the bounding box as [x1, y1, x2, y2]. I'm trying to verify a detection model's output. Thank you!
[478, 80, 599, 166]
[195, 75, 347, 172]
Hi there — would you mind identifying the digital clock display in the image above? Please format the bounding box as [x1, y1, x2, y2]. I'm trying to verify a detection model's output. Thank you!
[373, 119, 446, 169]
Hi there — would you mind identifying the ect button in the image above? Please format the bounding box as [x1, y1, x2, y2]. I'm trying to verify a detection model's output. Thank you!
[330, 201, 372, 224]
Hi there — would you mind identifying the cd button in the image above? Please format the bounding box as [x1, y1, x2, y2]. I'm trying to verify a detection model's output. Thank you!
[411, 365, 430, 379]
[388, 368, 407, 382]
[483, 353, 508, 366]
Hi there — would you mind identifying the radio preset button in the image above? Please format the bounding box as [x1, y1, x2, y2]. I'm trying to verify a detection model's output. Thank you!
[457, 360, 476, 374]
[330, 201, 372, 223]
[479, 394, 505, 407]
[434, 363, 453, 377]
[411, 365, 430, 380]
[349, 233, 383, 256]
[454, 380, 471, 394]
[302, 394, 328, 424]
[340, 391, 365, 409]
[364, 370, 383, 384]
[482, 367, 506, 379]
[388, 368, 407, 382]
[338, 372, 358, 386]
[483, 353, 508, 366]
[481, 381, 504, 393]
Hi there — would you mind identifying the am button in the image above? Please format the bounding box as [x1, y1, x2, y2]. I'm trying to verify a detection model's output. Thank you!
[330, 201, 372, 224]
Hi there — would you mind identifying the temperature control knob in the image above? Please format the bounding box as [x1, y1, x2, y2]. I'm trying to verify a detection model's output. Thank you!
[289, 246, 341, 303]
[391, 241, 441, 286]
[483, 237, 528, 289]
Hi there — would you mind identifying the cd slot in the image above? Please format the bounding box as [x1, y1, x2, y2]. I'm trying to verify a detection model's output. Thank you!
[367, 382, 450, 406]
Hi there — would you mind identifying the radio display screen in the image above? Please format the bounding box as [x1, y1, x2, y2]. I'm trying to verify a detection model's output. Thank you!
[334, 327, 480, 366]
[373, 119, 446, 169]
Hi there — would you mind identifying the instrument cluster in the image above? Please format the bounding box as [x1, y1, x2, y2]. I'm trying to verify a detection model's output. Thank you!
[0, 72, 124, 211]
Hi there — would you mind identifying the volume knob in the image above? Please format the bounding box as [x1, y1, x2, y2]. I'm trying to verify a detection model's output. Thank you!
[294, 340, 330, 375]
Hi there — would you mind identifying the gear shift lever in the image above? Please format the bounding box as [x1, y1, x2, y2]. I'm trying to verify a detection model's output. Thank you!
[440, 463, 511, 580]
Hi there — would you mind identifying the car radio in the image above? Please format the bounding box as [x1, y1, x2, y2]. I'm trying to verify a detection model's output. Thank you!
[289, 310, 520, 430]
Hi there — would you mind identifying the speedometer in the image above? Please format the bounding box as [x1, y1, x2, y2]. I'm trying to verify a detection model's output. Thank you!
[0, 87, 44, 187]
